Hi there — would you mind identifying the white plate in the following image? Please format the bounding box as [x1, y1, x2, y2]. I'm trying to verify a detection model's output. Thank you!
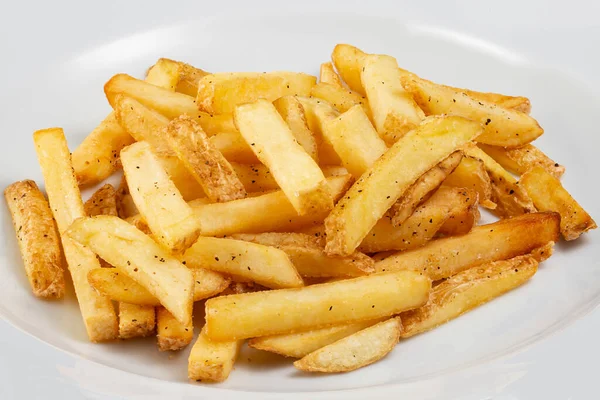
[1, 1, 599, 398]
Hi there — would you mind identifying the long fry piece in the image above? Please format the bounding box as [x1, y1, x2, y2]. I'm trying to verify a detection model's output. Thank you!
[188, 326, 242, 382]
[478, 144, 564, 178]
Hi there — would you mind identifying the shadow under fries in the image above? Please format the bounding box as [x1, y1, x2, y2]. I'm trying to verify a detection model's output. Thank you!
[236, 343, 291, 371]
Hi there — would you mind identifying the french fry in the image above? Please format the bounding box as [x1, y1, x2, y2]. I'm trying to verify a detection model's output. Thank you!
[164, 115, 246, 202]
[156, 306, 193, 351]
[66, 215, 194, 326]
[401, 255, 538, 338]
[34, 128, 118, 341]
[374, 212, 560, 280]
[144, 58, 181, 90]
[197, 71, 316, 114]
[321, 105, 387, 178]
[83, 184, 118, 217]
[322, 165, 349, 177]
[310, 82, 371, 119]
[234, 100, 333, 215]
[210, 131, 260, 164]
[4, 180, 65, 298]
[162, 59, 210, 97]
[272, 96, 319, 162]
[249, 319, 383, 358]
[297, 96, 342, 166]
[87, 266, 230, 306]
[294, 317, 401, 373]
[390, 151, 463, 226]
[320, 62, 343, 87]
[188, 326, 241, 382]
[331, 44, 367, 95]
[121, 141, 200, 252]
[436, 199, 480, 237]
[220, 281, 268, 296]
[182, 236, 303, 289]
[204, 270, 430, 341]
[443, 155, 496, 209]
[231, 232, 374, 278]
[362, 54, 425, 143]
[119, 303, 156, 339]
[230, 163, 279, 192]
[478, 143, 565, 179]
[359, 187, 479, 253]
[158, 155, 206, 201]
[520, 166, 597, 240]
[325, 116, 482, 256]
[402, 75, 543, 148]
[195, 174, 352, 236]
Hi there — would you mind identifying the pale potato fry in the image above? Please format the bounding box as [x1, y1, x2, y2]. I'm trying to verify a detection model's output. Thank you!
[325, 116, 482, 256]
[478, 143, 565, 179]
[66, 215, 193, 326]
[197, 71, 316, 114]
[234, 100, 333, 215]
[294, 317, 401, 373]
[401, 256, 538, 338]
[165, 115, 246, 202]
[390, 151, 463, 226]
[204, 270, 430, 341]
[121, 141, 200, 252]
[362, 54, 425, 143]
[188, 326, 241, 382]
[520, 166, 597, 240]
[4, 180, 65, 298]
[210, 131, 260, 164]
[321, 105, 387, 178]
[88, 266, 230, 306]
[34, 128, 117, 341]
[249, 319, 382, 358]
[272, 96, 319, 162]
[195, 174, 352, 236]
[231, 232, 374, 278]
[156, 306, 193, 351]
[296, 96, 342, 165]
[144, 58, 181, 90]
[402, 75, 543, 147]
[322, 165, 349, 177]
[230, 163, 279, 192]
[331, 44, 367, 95]
[374, 212, 560, 280]
[158, 59, 210, 97]
[359, 187, 479, 253]
[465, 146, 535, 218]
[182, 236, 303, 289]
[119, 303, 156, 339]
[83, 184, 117, 218]
[320, 62, 343, 87]
[436, 198, 480, 237]
[443, 155, 496, 209]
[310, 82, 371, 119]
[158, 155, 206, 201]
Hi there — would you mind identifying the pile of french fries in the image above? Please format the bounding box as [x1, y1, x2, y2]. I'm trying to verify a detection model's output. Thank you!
[4, 44, 596, 382]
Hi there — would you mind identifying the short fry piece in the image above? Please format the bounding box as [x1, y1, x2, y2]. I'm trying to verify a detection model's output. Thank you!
[4, 180, 64, 298]
[188, 326, 241, 382]
[204, 270, 430, 341]
[163, 59, 209, 97]
[210, 131, 259, 164]
[294, 317, 401, 373]
[296, 96, 342, 166]
[444, 156, 496, 209]
[272, 96, 319, 162]
[520, 166, 596, 240]
[401, 256, 538, 338]
[331, 44, 367, 95]
[478, 144, 565, 179]
[156, 306, 193, 351]
[119, 303, 156, 339]
[83, 184, 117, 218]
[320, 62, 343, 87]
[310, 82, 371, 119]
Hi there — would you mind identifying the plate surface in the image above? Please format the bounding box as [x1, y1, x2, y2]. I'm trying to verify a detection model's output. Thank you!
[1, 1, 599, 398]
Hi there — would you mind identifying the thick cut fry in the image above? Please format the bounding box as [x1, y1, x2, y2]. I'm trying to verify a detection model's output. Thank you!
[87, 266, 230, 306]
[188, 326, 241, 382]
[402, 75, 543, 147]
[444, 156, 495, 209]
[325, 116, 482, 256]
[297, 96, 342, 166]
[119, 303, 156, 339]
[156, 59, 209, 97]
[272, 96, 319, 162]
[311, 82, 371, 118]
[164, 115, 246, 202]
[331, 44, 367, 95]
[121, 141, 200, 252]
[234, 100, 332, 215]
[197, 71, 316, 114]
[182, 237, 303, 289]
[144, 58, 180, 90]
[375, 212, 560, 280]
[294, 317, 401, 373]
[34, 128, 117, 341]
[67, 216, 193, 326]
[359, 187, 479, 253]
[231, 232, 374, 278]
[465, 146, 535, 218]
[391, 151, 463, 226]
[478, 144, 565, 178]
[249, 319, 382, 358]
[158, 155, 206, 201]
[362, 54, 425, 143]
[195, 175, 352, 236]
[84, 184, 117, 217]
[436, 199, 480, 237]
[320, 62, 343, 87]
[156, 307, 193, 351]
[4, 180, 64, 298]
[204, 270, 430, 341]
[230, 163, 279, 192]
[321, 105, 387, 178]
[210, 131, 260, 164]
[520, 167, 596, 240]
[401, 256, 538, 338]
